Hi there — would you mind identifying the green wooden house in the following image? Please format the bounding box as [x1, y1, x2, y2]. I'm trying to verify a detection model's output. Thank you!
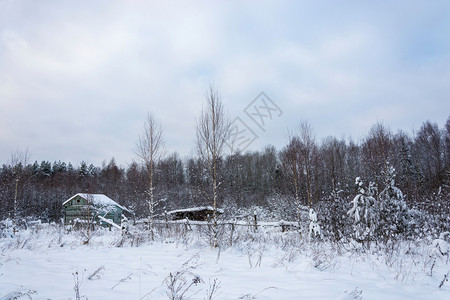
[63, 193, 131, 226]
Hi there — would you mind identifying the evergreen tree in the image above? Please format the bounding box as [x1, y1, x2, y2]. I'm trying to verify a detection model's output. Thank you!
[40, 161, 52, 177]
[377, 163, 409, 239]
[347, 177, 378, 242]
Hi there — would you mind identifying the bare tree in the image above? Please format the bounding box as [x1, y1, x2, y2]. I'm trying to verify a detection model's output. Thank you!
[321, 136, 347, 193]
[280, 122, 316, 235]
[280, 133, 303, 229]
[298, 121, 316, 208]
[10, 148, 30, 234]
[362, 123, 393, 186]
[195, 84, 231, 247]
[414, 121, 444, 189]
[136, 113, 164, 239]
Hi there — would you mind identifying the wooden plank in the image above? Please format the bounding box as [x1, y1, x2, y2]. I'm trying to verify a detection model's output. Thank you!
[97, 216, 121, 229]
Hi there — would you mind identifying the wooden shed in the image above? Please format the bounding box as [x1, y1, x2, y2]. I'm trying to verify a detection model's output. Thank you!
[167, 206, 224, 221]
[63, 193, 131, 226]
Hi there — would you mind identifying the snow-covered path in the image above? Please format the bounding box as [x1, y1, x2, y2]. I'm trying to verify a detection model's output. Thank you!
[1, 242, 449, 299]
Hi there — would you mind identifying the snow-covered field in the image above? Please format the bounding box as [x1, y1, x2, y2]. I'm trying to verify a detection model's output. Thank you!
[1, 224, 449, 299]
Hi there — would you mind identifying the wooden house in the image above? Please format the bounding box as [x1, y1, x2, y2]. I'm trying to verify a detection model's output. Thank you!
[167, 206, 224, 221]
[63, 193, 131, 226]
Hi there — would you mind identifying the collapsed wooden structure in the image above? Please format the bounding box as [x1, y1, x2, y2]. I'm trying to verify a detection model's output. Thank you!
[167, 206, 224, 221]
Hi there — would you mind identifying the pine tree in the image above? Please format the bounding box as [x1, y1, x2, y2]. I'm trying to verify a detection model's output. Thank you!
[347, 177, 378, 242]
[377, 163, 409, 239]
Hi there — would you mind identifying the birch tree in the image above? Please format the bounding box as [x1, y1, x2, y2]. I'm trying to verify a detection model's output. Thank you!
[298, 121, 316, 208]
[195, 84, 230, 247]
[136, 113, 164, 239]
[10, 148, 30, 235]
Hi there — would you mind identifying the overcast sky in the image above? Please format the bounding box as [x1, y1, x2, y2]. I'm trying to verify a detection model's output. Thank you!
[1, 0, 449, 167]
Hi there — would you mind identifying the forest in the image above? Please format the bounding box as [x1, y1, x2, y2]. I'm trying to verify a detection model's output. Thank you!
[1, 116, 449, 242]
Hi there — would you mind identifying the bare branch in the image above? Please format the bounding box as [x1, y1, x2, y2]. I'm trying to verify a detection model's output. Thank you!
[10, 147, 30, 175]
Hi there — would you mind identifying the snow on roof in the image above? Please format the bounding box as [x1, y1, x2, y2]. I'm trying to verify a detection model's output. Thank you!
[63, 193, 132, 213]
[167, 206, 224, 215]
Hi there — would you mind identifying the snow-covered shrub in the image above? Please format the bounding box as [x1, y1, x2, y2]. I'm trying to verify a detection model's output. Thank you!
[0, 218, 14, 238]
[432, 232, 450, 257]
[309, 208, 321, 239]
[266, 194, 298, 221]
[406, 196, 450, 239]
[317, 188, 349, 242]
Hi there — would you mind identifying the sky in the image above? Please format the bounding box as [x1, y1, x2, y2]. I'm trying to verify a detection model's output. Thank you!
[1, 0, 449, 167]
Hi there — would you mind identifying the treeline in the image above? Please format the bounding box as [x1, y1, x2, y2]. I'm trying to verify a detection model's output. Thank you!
[0, 118, 449, 224]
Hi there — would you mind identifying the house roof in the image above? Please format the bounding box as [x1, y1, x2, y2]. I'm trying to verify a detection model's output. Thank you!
[63, 193, 132, 213]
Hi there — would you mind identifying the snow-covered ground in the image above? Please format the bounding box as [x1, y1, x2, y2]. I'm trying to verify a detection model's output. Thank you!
[1, 224, 449, 299]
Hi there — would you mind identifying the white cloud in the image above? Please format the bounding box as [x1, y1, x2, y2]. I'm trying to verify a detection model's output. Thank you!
[0, 0, 449, 165]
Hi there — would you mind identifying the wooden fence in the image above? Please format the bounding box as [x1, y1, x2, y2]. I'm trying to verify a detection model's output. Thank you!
[135, 216, 300, 233]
